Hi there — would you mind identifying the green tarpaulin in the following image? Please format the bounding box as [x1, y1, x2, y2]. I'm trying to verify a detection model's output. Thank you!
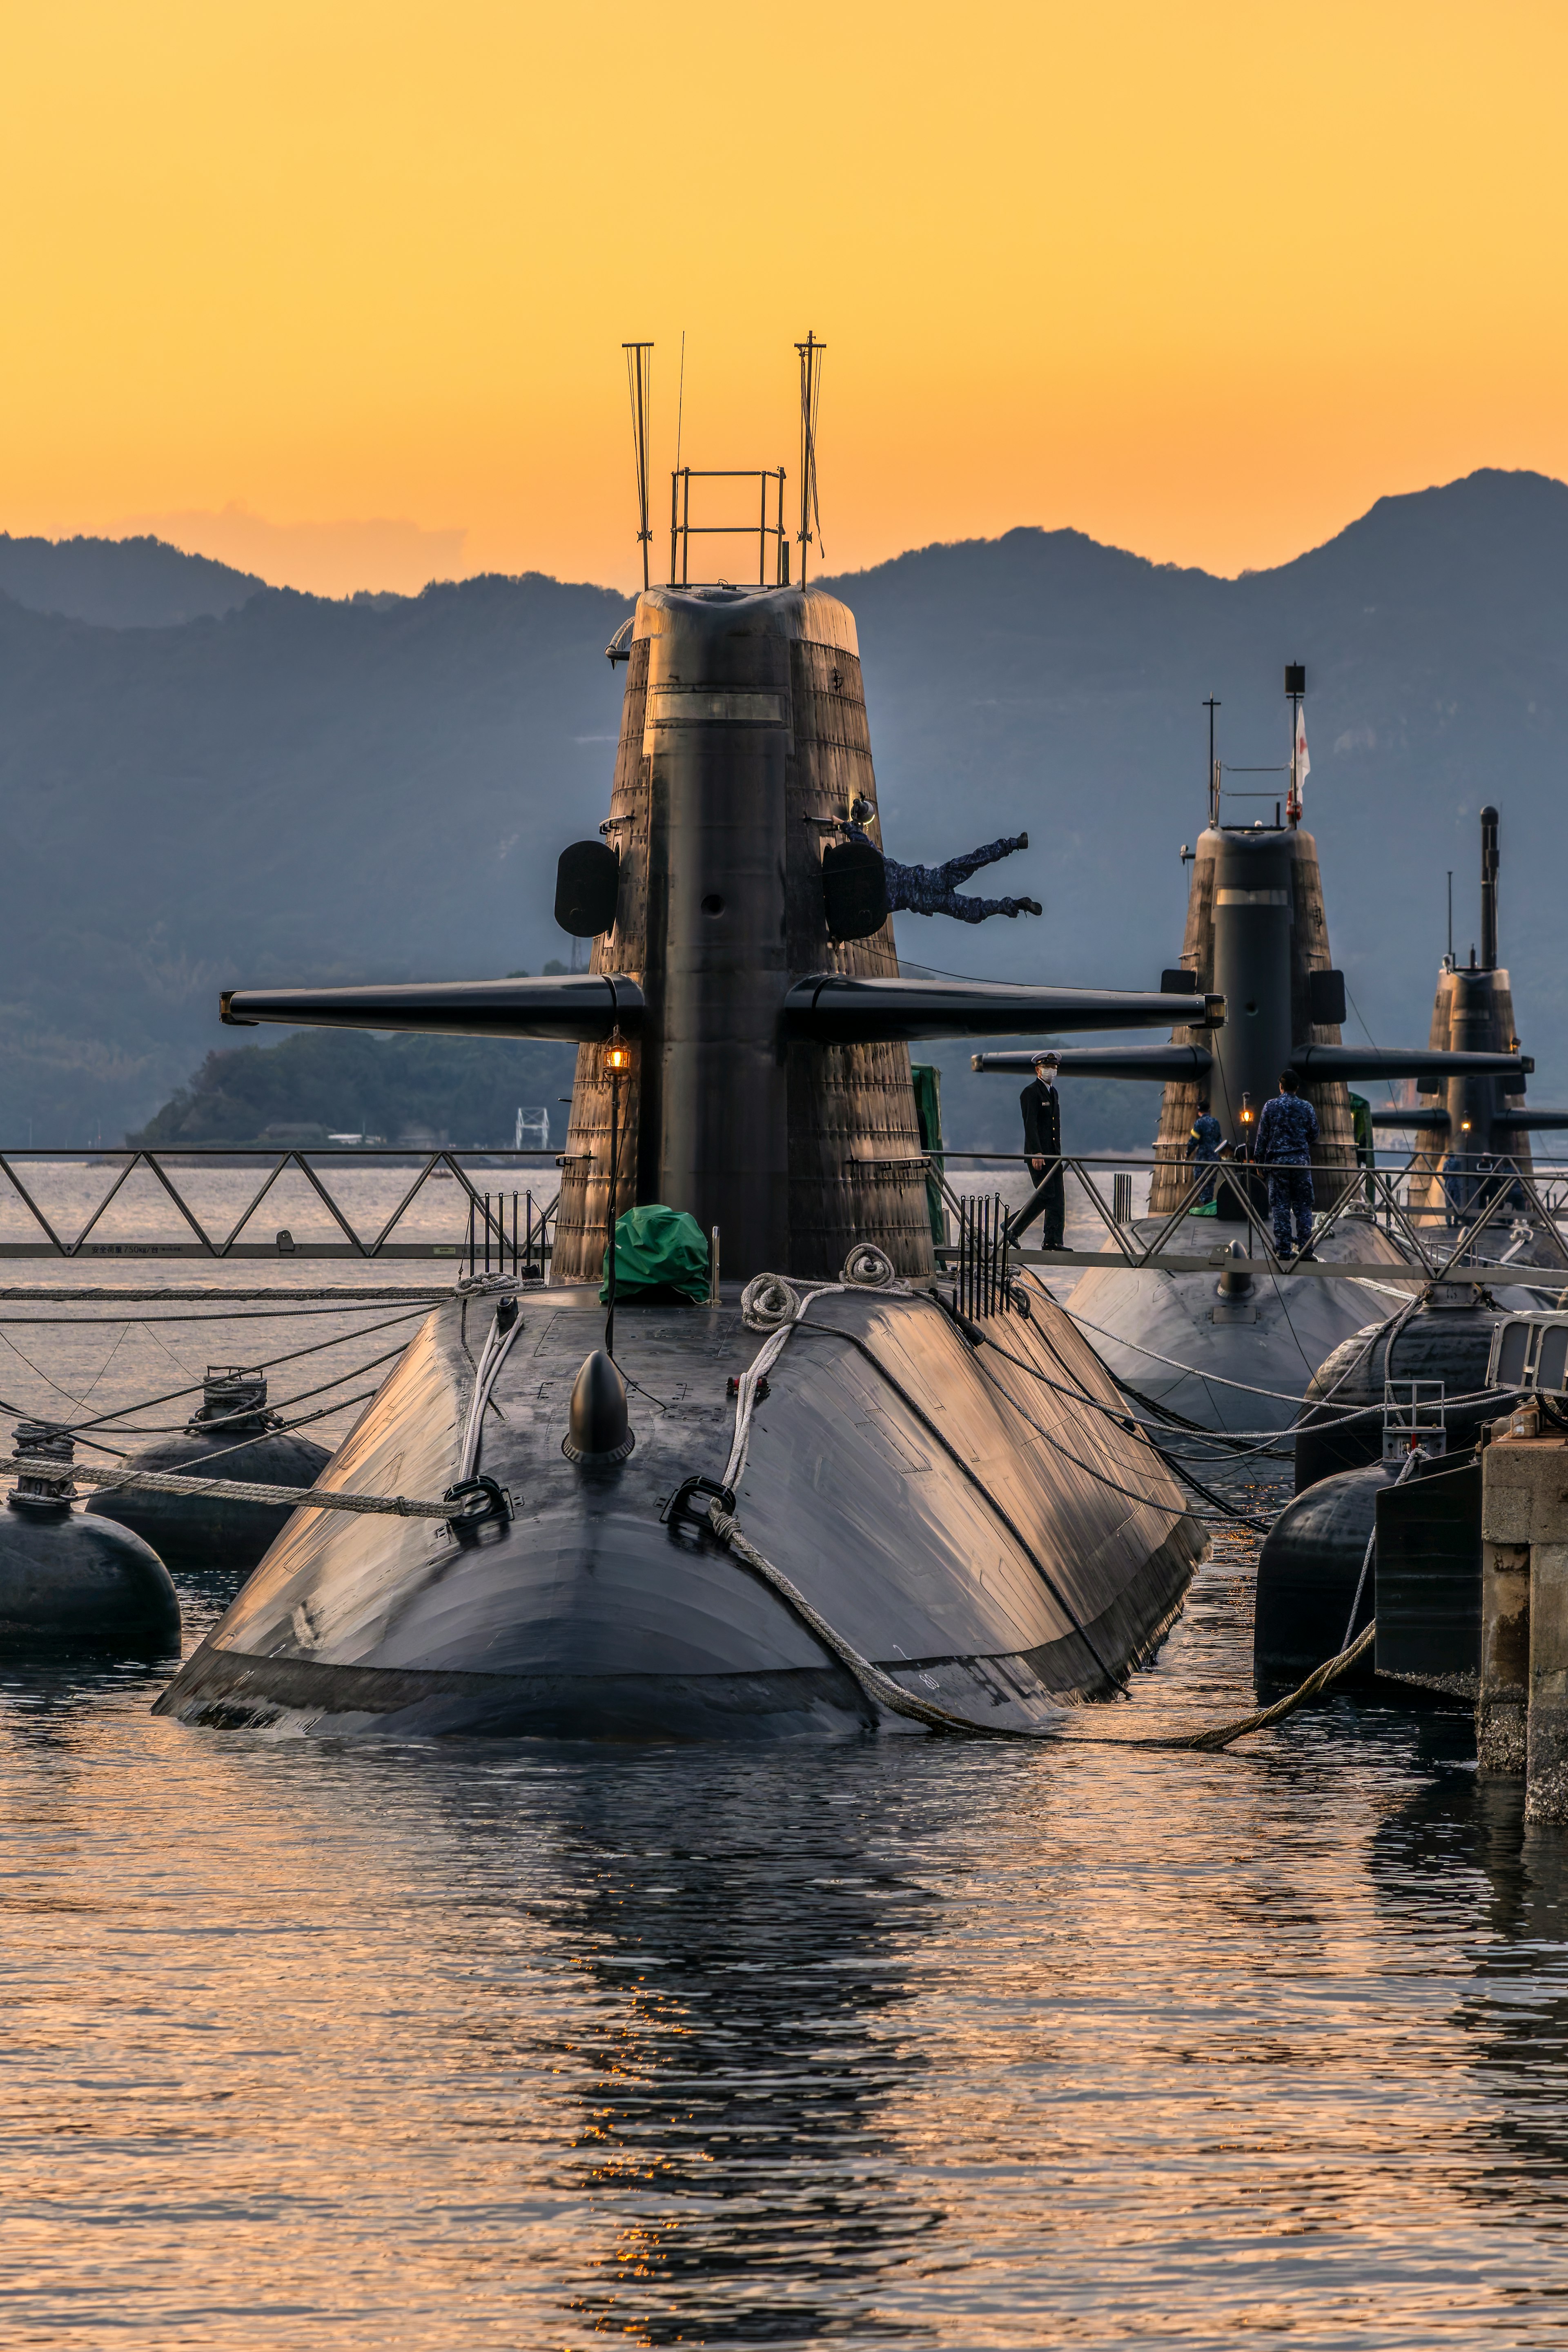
[911, 1062, 946, 1249]
[599, 1204, 712, 1304]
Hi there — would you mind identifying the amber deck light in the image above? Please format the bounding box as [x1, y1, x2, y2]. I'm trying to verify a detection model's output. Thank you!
[603, 1027, 632, 1355]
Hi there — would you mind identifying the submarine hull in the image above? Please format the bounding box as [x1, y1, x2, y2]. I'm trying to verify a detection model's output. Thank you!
[1066, 1212, 1420, 1433]
[155, 1281, 1204, 1740]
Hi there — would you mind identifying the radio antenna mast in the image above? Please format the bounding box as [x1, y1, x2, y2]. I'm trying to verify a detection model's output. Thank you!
[795, 331, 826, 587]
[622, 342, 654, 591]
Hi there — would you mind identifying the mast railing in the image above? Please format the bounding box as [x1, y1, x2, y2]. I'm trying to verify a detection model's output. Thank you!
[668, 468, 790, 587]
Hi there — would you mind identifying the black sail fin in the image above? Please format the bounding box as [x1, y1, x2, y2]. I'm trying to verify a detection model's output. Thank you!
[784, 976, 1223, 1045]
[971, 1044, 1214, 1081]
[1290, 1045, 1531, 1084]
[220, 974, 643, 1042]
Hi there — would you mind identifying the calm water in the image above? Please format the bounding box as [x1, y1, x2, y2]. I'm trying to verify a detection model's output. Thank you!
[4, 1530, 1568, 2348]
[5, 1193, 1568, 2346]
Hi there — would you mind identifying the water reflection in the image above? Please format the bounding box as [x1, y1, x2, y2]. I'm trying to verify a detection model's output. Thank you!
[1376, 1754, 1568, 2205]
[433, 1754, 946, 2345]
[11, 1561, 1568, 2344]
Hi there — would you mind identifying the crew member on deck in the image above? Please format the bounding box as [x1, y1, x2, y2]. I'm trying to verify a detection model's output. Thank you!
[1019, 1052, 1065, 1248]
[844, 799, 1042, 924]
[1348, 1090, 1376, 1208]
[1254, 1068, 1319, 1260]
[1186, 1095, 1222, 1207]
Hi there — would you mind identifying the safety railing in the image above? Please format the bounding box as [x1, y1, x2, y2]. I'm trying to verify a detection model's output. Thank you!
[669, 468, 790, 587]
[921, 1148, 1568, 1287]
[4, 1141, 1565, 1274]
[0, 1147, 563, 1260]
[954, 1193, 1012, 1321]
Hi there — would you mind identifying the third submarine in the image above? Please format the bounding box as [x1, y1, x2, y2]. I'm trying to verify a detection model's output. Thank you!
[976, 676, 1535, 1431]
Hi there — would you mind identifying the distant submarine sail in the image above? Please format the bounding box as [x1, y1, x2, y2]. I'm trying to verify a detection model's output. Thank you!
[1371, 806, 1568, 1203]
[158, 501, 1225, 1736]
[974, 670, 1536, 1433]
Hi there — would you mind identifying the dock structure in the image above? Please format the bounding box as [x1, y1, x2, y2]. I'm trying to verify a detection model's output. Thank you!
[1479, 1426, 1568, 1812]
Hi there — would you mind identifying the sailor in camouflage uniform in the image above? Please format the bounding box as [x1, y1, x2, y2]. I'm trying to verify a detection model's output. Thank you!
[843, 801, 1042, 924]
[1253, 1069, 1319, 1258]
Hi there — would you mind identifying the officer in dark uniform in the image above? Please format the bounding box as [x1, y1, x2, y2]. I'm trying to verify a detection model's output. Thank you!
[1254, 1067, 1319, 1258]
[1019, 1052, 1065, 1248]
[1186, 1095, 1222, 1206]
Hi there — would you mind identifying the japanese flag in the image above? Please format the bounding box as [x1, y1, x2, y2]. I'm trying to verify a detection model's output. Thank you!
[1293, 705, 1310, 799]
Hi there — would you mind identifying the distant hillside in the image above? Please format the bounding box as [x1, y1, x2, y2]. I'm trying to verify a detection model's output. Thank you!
[833, 469, 1568, 1145]
[131, 1028, 577, 1150]
[0, 532, 264, 627]
[1, 470, 1566, 1152]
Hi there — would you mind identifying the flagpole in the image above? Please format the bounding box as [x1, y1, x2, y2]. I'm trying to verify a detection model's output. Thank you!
[1285, 660, 1305, 828]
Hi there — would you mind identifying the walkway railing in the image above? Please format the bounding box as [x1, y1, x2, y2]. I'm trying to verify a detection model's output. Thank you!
[3, 1141, 1565, 1276]
[920, 1149, 1568, 1288]
[0, 1147, 563, 1260]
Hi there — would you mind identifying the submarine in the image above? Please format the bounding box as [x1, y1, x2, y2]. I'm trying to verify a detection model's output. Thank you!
[1370, 806, 1568, 1261]
[157, 376, 1216, 1740]
[975, 675, 1535, 1432]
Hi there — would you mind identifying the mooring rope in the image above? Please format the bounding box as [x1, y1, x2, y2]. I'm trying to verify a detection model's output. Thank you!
[703, 1499, 1037, 1740]
[702, 1257, 1382, 1748]
[1, 1454, 461, 1521]
[1162, 1621, 1378, 1751]
[702, 1491, 1380, 1750]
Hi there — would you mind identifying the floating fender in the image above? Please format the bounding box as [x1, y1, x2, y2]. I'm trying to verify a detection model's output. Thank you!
[1294, 1294, 1513, 1493]
[1254, 1459, 1398, 1689]
[94, 1369, 330, 1575]
[0, 1423, 179, 1656]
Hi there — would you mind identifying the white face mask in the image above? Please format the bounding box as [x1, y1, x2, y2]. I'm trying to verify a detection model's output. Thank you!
[1036, 1067, 1058, 1085]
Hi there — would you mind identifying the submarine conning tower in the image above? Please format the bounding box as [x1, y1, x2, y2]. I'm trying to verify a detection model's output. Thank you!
[1149, 821, 1357, 1214]
[552, 584, 932, 1283]
[214, 574, 1218, 1274]
[1394, 806, 1542, 1214]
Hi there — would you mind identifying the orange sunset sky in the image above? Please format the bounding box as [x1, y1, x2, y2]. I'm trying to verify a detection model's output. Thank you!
[3, 1, 1564, 597]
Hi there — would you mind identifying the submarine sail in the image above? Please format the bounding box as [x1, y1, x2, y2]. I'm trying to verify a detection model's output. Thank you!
[1372, 808, 1568, 1245]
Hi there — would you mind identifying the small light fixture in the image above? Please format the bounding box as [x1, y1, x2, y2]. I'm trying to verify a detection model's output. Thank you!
[601, 1027, 632, 1358]
[1460, 1118, 1472, 1133]
[1240, 1093, 1254, 1125]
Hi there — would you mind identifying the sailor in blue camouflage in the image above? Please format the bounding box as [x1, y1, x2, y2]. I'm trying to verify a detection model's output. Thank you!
[1254, 1073, 1319, 1256]
[844, 803, 1042, 924]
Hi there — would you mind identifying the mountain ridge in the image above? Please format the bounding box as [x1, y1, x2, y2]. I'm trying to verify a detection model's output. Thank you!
[3, 468, 1566, 1149]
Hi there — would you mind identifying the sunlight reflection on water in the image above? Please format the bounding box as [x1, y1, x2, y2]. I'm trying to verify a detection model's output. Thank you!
[3, 1527, 1567, 2347]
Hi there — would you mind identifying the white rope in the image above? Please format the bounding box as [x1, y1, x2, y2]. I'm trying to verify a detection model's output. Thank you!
[3, 1454, 457, 1519]
[1339, 1444, 1424, 1649]
[723, 1250, 901, 1490]
[1066, 1304, 1353, 1405]
[1169, 1619, 1378, 1751]
[458, 1301, 525, 1480]
[724, 1276, 846, 1489]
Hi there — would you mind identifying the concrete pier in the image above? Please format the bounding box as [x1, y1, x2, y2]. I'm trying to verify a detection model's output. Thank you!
[1479, 1428, 1568, 1815]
